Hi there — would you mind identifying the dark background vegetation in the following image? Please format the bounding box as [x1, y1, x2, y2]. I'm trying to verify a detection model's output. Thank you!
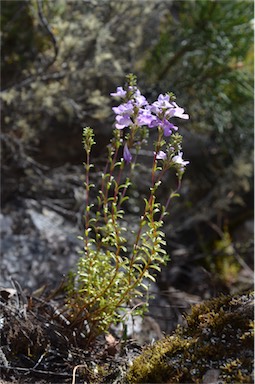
[1, 0, 254, 336]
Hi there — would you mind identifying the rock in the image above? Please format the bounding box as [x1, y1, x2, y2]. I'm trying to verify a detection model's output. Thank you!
[0, 214, 13, 236]
[0, 199, 81, 290]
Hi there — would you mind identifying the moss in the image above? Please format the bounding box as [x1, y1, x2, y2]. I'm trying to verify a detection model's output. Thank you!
[204, 228, 241, 287]
[125, 292, 254, 383]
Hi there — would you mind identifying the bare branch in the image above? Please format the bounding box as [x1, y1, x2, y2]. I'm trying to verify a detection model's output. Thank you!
[37, 0, 59, 71]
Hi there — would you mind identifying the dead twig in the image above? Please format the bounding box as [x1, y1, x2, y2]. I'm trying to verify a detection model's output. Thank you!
[0, 364, 73, 377]
[31, 346, 50, 370]
[72, 364, 89, 384]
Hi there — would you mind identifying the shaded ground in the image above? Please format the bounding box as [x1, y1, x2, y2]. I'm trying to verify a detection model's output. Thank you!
[0, 284, 142, 383]
[0, 286, 253, 383]
[1, 142, 253, 383]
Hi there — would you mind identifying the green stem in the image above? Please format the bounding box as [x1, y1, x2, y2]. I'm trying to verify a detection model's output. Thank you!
[159, 177, 181, 222]
[84, 150, 91, 260]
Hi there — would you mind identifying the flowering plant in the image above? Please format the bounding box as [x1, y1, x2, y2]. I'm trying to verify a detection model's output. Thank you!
[67, 74, 189, 341]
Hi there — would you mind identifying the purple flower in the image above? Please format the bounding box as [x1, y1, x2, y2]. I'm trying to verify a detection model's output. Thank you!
[137, 109, 158, 127]
[112, 101, 133, 116]
[151, 94, 189, 121]
[151, 94, 172, 114]
[171, 102, 189, 120]
[115, 115, 133, 129]
[155, 151, 167, 160]
[159, 119, 178, 137]
[123, 143, 132, 164]
[172, 152, 189, 170]
[112, 101, 134, 129]
[134, 89, 148, 107]
[110, 87, 127, 98]
[111, 86, 189, 166]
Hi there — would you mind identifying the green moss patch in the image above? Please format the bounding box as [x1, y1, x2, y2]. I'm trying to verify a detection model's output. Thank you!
[126, 292, 254, 383]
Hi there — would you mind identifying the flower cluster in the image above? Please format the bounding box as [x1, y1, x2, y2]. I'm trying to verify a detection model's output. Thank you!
[111, 84, 189, 170]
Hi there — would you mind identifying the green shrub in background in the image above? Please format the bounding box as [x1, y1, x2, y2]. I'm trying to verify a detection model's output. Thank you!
[144, 0, 253, 156]
[141, 1, 254, 281]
